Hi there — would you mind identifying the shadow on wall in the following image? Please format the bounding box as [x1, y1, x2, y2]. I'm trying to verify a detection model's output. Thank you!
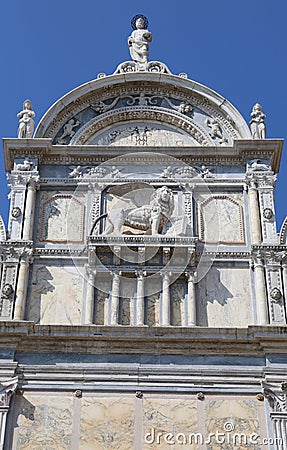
[5, 394, 36, 449]
[198, 267, 233, 327]
[26, 266, 55, 323]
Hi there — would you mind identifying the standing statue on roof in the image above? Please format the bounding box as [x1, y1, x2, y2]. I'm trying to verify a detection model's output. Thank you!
[17, 99, 35, 138]
[128, 15, 152, 65]
[250, 103, 266, 139]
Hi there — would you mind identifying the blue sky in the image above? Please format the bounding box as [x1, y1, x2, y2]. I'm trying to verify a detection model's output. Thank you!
[1, 0, 286, 228]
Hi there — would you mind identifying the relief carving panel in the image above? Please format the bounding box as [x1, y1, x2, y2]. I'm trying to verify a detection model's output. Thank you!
[38, 191, 85, 243]
[198, 194, 245, 244]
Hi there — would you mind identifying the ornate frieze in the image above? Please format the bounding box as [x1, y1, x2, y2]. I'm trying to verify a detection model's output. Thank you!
[37, 80, 242, 144]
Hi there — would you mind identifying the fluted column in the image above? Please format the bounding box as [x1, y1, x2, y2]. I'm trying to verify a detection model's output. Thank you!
[185, 271, 197, 326]
[22, 177, 39, 240]
[0, 378, 18, 450]
[110, 271, 121, 325]
[161, 272, 171, 326]
[134, 270, 146, 326]
[84, 269, 96, 324]
[247, 179, 262, 245]
[253, 252, 269, 325]
[14, 250, 33, 320]
[264, 382, 287, 450]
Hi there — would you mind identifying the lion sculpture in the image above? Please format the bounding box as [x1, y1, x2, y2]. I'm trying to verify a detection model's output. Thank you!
[103, 186, 174, 235]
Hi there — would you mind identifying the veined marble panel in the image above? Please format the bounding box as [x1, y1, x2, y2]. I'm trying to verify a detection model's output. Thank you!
[28, 265, 83, 325]
[79, 396, 135, 450]
[143, 397, 197, 450]
[198, 267, 253, 327]
[205, 397, 260, 450]
[38, 190, 86, 243]
[198, 193, 245, 244]
[13, 394, 73, 450]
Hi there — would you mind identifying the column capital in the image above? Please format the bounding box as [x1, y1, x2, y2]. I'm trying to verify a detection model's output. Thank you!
[263, 381, 287, 413]
[27, 174, 40, 190]
[0, 377, 18, 408]
[185, 270, 197, 283]
[135, 270, 147, 279]
[160, 271, 172, 281]
[110, 270, 122, 278]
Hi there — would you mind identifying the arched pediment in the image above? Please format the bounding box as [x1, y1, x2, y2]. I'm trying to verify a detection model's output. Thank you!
[35, 71, 251, 146]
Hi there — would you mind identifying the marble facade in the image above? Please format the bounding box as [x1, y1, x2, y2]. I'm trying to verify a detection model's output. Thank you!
[0, 23, 287, 448]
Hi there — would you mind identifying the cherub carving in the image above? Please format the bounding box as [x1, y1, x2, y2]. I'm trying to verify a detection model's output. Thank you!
[57, 118, 80, 144]
[205, 118, 227, 145]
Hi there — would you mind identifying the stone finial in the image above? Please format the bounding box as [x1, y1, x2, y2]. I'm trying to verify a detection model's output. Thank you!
[250, 103, 266, 139]
[128, 15, 152, 66]
[17, 99, 35, 138]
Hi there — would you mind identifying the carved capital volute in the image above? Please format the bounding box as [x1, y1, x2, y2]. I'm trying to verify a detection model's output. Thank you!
[251, 248, 264, 267]
[0, 377, 18, 408]
[185, 270, 197, 283]
[263, 382, 287, 413]
[135, 269, 147, 280]
[27, 174, 40, 190]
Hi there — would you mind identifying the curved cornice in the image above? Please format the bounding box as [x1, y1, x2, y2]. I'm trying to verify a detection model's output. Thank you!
[34, 71, 251, 143]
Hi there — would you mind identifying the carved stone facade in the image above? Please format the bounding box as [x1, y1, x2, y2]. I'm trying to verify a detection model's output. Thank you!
[0, 24, 287, 448]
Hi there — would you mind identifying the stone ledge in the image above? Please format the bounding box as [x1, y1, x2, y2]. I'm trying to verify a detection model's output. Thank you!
[0, 322, 286, 355]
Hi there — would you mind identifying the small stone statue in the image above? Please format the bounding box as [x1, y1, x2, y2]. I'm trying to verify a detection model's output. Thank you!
[17, 99, 35, 138]
[250, 103, 266, 139]
[128, 15, 152, 65]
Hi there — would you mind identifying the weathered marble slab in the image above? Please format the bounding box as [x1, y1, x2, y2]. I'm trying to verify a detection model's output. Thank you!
[14, 394, 73, 450]
[28, 265, 83, 325]
[79, 396, 135, 449]
[198, 267, 253, 327]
